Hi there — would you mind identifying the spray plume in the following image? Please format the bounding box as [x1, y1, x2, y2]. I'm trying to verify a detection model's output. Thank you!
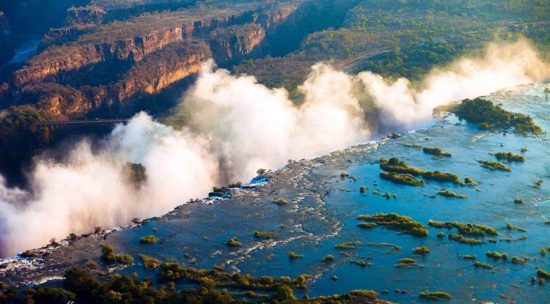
[0, 39, 547, 257]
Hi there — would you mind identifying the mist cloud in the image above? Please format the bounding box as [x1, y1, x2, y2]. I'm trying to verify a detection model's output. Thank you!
[0, 39, 547, 257]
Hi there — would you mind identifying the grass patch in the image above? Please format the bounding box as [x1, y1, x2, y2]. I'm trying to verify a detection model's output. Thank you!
[357, 222, 377, 229]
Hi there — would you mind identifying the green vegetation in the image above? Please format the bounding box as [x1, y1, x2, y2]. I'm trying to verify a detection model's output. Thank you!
[226, 237, 242, 247]
[413, 246, 430, 255]
[359, 185, 367, 193]
[493, 152, 525, 162]
[274, 198, 289, 206]
[486, 251, 509, 261]
[448, 233, 483, 245]
[463, 177, 477, 186]
[395, 257, 421, 268]
[139, 235, 158, 244]
[428, 220, 498, 236]
[537, 269, 550, 279]
[322, 254, 335, 263]
[139, 255, 160, 269]
[452, 98, 543, 135]
[100, 244, 133, 265]
[254, 231, 274, 240]
[461, 255, 476, 260]
[474, 261, 493, 269]
[419, 291, 452, 300]
[423, 147, 452, 157]
[506, 223, 526, 232]
[478, 160, 511, 172]
[514, 198, 524, 204]
[437, 189, 468, 199]
[534, 179, 544, 188]
[288, 251, 304, 259]
[511, 256, 526, 264]
[335, 242, 357, 250]
[357, 222, 377, 229]
[437, 232, 445, 239]
[380, 158, 460, 184]
[357, 213, 429, 237]
[1, 261, 386, 303]
[352, 260, 371, 267]
[380, 171, 425, 186]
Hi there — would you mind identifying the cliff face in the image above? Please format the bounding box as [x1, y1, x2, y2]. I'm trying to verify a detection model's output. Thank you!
[5, 1, 306, 121]
[209, 23, 266, 64]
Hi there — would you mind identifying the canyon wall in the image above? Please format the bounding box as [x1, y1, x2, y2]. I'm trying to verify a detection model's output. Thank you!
[6, 1, 304, 121]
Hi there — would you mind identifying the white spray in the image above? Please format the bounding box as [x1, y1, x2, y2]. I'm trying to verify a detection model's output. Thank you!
[0, 39, 547, 257]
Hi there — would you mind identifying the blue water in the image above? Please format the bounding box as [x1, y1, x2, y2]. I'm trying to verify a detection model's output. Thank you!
[103, 84, 549, 303]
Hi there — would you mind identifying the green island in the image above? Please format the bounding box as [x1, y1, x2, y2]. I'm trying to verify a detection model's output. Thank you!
[492, 152, 525, 162]
[335, 242, 358, 250]
[226, 237, 243, 247]
[478, 160, 512, 172]
[380, 158, 460, 184]
[380, 171, 425, 186]
[486, 251, 509, 261]
[452, 98, 543, 135]
[139, 235, 158, 244]
[449, 233, 483, 245]
[474, 261, 493, 269]
[254, 231, 275, 240]
[357, 213, 429, 237]
[428, 220, 498, 236]
[423, 147, 452, 157]
[419, 291, 452, 300]
[413, 246, 430, 255]
[437, 189, 468, 199]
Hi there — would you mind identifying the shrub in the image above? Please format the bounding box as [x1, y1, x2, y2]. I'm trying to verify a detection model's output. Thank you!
[139, 235, 158, 244]
[226, 237, 242, 247]
[253, 231, 274, 239]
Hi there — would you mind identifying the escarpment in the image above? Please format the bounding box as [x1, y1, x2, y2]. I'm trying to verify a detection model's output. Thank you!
[5, 1, 307, 122]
